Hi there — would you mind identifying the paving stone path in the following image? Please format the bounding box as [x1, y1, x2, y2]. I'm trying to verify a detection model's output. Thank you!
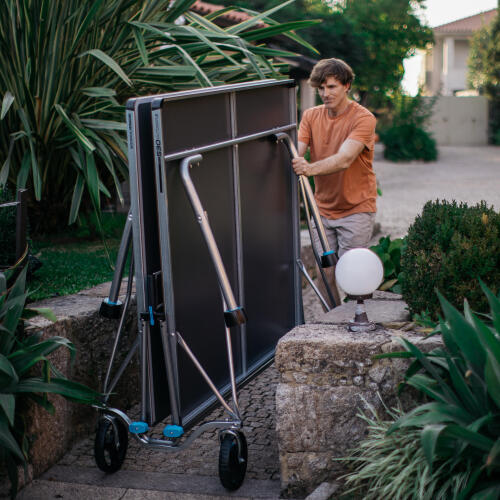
[57, 363, 281, 481]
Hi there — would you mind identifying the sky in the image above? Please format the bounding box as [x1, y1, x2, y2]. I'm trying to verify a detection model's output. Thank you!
[401, 0, 498, 94]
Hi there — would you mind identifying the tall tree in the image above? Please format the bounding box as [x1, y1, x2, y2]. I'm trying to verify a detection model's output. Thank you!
[342, 0, 433, 107]
[468, 9, 500, 143]
[218, 0, 433, 108]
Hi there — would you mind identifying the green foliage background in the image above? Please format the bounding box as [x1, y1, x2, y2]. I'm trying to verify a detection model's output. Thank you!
[0, 0, 315, 234]
[379, 91, 437, 162]
[468, 9, 500, 144]
[0, 267, 101, 497]
[400, 200, 500, 320]
[217, 0, 433, 108]
[343, 284, 500, 499]
[0, 185, 16, 267]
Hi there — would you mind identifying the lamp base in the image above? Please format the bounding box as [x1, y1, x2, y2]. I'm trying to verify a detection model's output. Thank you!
[346, 296, 376, 332]
[348, 320, 377, 332]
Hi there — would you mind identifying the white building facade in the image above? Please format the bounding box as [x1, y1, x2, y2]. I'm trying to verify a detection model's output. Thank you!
[421, 9, 496, 96]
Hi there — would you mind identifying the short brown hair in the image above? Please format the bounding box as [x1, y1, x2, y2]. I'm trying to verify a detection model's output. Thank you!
[308, 58, 354, 88]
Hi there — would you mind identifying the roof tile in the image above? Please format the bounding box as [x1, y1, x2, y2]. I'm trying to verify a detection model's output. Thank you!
[434, 8, 497, 34]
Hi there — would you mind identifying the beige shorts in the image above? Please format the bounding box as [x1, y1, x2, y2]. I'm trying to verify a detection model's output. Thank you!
[310, 212, 376, 258]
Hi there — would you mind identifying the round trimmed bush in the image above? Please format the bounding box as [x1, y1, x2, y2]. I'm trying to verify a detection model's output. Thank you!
[400, 200, 500, 320]
[381, 124, 438, 162]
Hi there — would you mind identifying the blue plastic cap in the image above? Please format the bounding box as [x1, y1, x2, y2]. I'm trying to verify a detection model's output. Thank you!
[129, 421, 149, 434]
[225, 306, 243, 313]
[163, 424, 184, 438]
[323, 250, 335, 256]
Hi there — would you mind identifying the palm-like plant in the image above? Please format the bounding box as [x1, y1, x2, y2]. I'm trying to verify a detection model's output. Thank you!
[0, 267, 101, 497]
[0, 0, 317, 233]
[341, 283, 500, 499]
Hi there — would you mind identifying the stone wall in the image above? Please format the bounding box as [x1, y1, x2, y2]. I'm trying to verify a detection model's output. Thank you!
[22, 282, 140, 478]
[275, 323, 442, 498]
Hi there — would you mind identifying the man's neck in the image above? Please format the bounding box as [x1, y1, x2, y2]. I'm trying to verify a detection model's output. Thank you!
[327, 98, 350, 118]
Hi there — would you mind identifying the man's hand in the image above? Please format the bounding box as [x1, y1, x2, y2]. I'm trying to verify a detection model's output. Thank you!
[293, 139, 365, 177]
[292, 156, 311, 177]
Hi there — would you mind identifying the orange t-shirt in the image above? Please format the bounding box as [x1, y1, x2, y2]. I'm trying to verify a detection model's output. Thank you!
[298, 101, 377, 219]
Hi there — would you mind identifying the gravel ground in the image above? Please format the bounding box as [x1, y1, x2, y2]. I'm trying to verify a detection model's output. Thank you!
[373, 144, 500, 239]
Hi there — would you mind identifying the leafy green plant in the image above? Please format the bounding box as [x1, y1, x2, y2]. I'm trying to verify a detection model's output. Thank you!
[385, 283, 500, 498]
[468, 11, 500, 145]
[370, 235, 405, 293]
[400, 200, 500, 321]
[412, 310, 439, 331]
[218, 0, 433, 109]
[0, 0, 317, 234]
[341, 401, 474, 500]
[0, 266, 101, 498]
[341, 282, 500, 499]
[379, 91, 437, 162]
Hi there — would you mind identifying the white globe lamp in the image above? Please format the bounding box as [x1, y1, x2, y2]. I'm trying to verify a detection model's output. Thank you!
[335, 248, 384, 332]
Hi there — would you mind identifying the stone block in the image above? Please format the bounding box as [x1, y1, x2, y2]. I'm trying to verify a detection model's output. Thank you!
[275, 324, 441, 497]
[318, 299, 410, 324]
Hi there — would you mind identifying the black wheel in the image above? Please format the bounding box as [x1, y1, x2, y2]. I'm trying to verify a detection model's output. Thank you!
[218, 431, 247, 491]
[94, 416, 128, 473]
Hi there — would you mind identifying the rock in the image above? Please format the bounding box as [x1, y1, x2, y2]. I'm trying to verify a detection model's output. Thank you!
[305, 481, 340, 500]
[317, 299, 410, 324]
[275, 324, 442, 497]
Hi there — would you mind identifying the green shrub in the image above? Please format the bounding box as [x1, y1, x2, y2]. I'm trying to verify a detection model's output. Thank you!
[341, 403, 474, 499]
[370, 235, 406, 293]
[341, 283, 500, 499]
[0, 266, 101, 498]
[0, 185, 16, 267]
[380, 92, 438, 162]
[381, 123, 438, 162]
[400, 200, 500, 320]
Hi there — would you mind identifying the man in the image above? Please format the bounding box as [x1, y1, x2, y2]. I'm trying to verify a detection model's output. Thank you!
[292, 58, 377, 304]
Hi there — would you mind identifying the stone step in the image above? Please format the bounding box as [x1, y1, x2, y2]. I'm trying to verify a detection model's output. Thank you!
[18, 465, 284, 499]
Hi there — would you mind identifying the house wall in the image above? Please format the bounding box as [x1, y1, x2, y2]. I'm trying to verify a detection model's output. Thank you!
[426, 95, 489, 145]
[423, 37, 472, 96]
[455, 39, 470, 69]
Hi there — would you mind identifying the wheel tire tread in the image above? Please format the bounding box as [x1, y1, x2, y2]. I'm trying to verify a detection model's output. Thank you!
[218, 432, 247, 491]
[94, 417, 128, 473]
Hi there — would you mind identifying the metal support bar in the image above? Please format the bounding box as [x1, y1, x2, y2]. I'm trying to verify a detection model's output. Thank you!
[275, 132, 341, 308]
[299, 180, 338, 308]
[104, 337, 140, 401]
[273, 133, 336, 268]
[221, 294, 241, 420]
[103, 255, 136, 398]
[165, 124, 296, 162]
[99, 406, 240, 452]
[108, 211, 133, 304]
[296, 259, 331, 312]
[159, 320, 182, 425]
[176, 332, 239, 421]
[179, 155, 243, 320]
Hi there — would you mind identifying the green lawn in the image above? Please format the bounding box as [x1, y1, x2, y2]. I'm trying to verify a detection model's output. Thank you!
[27, 213, 129, 302]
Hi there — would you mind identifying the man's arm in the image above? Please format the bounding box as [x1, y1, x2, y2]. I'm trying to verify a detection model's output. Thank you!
[292, 138, 365, 177]
[297, 141, 308, 157]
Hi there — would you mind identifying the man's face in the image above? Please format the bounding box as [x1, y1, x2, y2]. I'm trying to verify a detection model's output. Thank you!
[317, 76, 350, 113]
